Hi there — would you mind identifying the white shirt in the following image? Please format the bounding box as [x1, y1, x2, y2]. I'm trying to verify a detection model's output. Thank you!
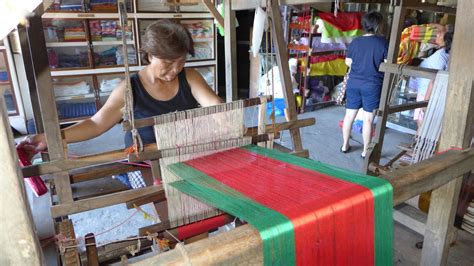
[409, 48, 449, 97]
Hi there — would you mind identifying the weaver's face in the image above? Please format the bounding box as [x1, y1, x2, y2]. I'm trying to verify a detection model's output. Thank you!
[149, 55, 186, 82]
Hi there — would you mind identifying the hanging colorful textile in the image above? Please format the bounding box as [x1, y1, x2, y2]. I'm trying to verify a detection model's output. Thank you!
[168, 145, 393, 265]
[318, 11, 364, 32]
[308, 54, 348, 76]
[397, 24, 441, 65]
[315, 14, 364, 44]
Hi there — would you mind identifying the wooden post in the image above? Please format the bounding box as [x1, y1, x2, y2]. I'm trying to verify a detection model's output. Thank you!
[24, 5, 73, 203]
[421, 1, 474, 264]
[269, 0, 303, 152]
[0, 93, 42, 266]
[85, 233, 99, 266]
[364, 4, 407, 173]
[224, 0, 237, 102]
[201, 0, 224, 29]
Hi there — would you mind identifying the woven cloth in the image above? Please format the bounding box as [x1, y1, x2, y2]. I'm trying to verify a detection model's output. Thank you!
[167, 145, 393, 265]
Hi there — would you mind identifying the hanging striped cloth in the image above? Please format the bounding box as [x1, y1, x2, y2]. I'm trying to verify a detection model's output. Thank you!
[167, 145, 393, 265]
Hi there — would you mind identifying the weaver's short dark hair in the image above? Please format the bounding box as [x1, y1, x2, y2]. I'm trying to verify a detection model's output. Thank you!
[140, 19, 194, 64]
[362, 11, 384, 34]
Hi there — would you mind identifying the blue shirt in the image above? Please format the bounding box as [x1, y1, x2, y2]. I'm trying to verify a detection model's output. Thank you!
[347, 35, 388, 87]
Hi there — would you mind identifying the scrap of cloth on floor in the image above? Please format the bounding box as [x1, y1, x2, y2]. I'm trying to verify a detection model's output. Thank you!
[167, 145, 393, 266]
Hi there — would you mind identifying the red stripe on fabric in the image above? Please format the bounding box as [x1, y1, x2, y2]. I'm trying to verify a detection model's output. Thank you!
[184, 148, 375, 266]
[177, 214, 232, 240]
[319, 12, 364, 31]
[310, 54, 346, 64]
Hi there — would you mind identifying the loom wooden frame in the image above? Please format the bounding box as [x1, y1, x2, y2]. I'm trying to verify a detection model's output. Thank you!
[3, 0, 471, 265]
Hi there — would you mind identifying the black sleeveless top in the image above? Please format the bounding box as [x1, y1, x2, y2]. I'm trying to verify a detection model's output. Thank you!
[124, 70, 199, 147]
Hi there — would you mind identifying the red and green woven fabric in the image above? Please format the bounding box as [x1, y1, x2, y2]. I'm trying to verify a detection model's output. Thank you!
[168, 145, 393, 265]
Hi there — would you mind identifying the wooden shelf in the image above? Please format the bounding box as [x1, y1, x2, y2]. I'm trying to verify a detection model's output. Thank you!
[46, 42, 89, 48]
[193, 37, 214, 43]
[56, 93, 96, 101]
[91, 40, 135, 46]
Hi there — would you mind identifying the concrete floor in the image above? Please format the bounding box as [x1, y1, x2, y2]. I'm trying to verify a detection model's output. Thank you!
[32, 105, 473, 265]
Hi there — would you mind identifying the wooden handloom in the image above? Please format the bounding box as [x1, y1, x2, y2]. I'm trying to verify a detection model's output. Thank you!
[2, 0, 473, 265]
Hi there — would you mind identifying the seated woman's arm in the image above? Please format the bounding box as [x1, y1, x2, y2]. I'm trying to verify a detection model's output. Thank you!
[186, 68, 223, 106]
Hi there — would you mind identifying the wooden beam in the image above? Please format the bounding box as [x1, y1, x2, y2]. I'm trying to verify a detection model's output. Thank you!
[224, 0, 237, 102]
[379, 63, 438, 80]
[50, 185, 163, 217]
[85, 233, 99, 266]
[127, 134, 274, 162]
[122, 97, 267, 130]
[133, 224, 263, 265]
[131, 148, 474, 265]
[405, 3, 456, 14]
[269, 0, 304, 152]
[70, 163, 148, 183]
[80, 238, 153, 265]
[387, 101, 428, 115]
[126, 189, 166, 209]
[0, 94, 42, 265]
[201, 0, 224, 29]
[421, 0, 474, 264]
[25, 5, 73, 204]
[231, 0, 391, 10]
[22, 148, 128, 177]
[57, 219, 80, 266]
[383, 149, 474, 206]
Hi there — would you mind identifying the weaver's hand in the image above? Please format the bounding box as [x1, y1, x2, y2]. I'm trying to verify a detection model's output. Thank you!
[17, 134, 47, 161]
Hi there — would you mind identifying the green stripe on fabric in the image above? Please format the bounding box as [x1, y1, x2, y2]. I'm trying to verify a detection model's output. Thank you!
[243, 145, 393, 266]
[168, 163, 296, 266]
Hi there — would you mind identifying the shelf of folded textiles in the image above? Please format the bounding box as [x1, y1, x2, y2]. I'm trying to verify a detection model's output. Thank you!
[287, 44, 310, 52]
[91, 40, 135, 46]
[45, 42, 89, 48]
[55, 93, 97, 101]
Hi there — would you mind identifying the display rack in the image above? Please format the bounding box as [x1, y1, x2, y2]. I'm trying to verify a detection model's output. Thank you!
[41, 0, 218, 123]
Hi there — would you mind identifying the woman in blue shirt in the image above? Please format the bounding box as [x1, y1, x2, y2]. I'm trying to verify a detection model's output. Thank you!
[341, 11, 388, 159]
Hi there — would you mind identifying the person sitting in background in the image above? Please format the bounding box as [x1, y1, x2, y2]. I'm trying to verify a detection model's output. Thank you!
[410, 28, 453, 131]
[340, 11, 388, 159]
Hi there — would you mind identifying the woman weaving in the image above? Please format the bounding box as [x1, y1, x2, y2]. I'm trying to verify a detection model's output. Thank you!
[19, 20, 223, 187]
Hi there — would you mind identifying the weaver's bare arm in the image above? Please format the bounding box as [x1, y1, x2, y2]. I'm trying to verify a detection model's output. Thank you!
[186, 68, 223, 106]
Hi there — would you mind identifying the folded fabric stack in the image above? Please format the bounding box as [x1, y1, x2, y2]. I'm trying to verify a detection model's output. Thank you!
[47, 49, 59, 68]
[183, 22, 212, 39]
[60, 0, 83, 11]
[89, 20, 102, 41]
[57, 102, 97, 119]
[54, 80, 91, 97]
[58, 50, 89, 68]
[116, 27, 133, 41]
[309, 54, 347, 76]
[90, 0, 117, 12]
[100, 77, 122, 92]
[95, 47, 118, 66]
[398, 24, 440, 65]
[462, 201, 474, 234]
[100, 20, 118, 41]
[316, 12, 364, 44]
[64, 26, 86, 42]
[116, 46, 137, 65]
